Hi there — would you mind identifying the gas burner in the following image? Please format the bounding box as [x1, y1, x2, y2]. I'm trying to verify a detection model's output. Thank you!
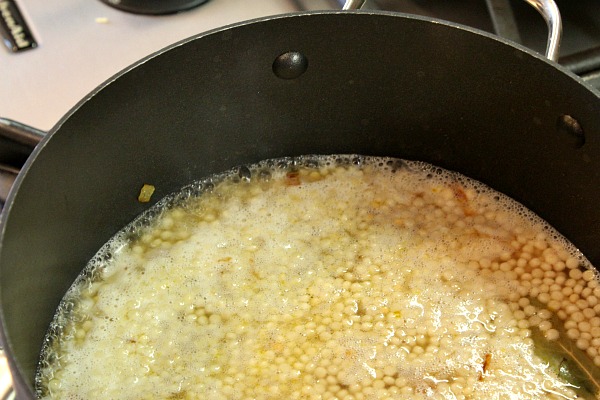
[99, 0, 210, 15]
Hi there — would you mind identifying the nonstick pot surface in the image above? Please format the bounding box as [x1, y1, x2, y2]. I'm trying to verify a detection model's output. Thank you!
[1, 11, 599, 398]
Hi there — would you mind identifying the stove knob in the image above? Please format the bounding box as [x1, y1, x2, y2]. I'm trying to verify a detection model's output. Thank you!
[99, 0, 210, 15]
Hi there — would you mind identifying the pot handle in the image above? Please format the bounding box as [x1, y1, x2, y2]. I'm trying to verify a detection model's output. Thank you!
[342, 0, 562, 62]
[341, 0, 365, 10]
[523, 0, 562, 62]
[0, 118, 45, 149]
[0, 118, 45, 203]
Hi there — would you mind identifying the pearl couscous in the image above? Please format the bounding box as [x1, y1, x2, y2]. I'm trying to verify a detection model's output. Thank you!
[37, 156, 599, 399]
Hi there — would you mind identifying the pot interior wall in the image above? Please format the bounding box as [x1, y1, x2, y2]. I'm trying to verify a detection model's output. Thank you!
[1, 11, 599, 397]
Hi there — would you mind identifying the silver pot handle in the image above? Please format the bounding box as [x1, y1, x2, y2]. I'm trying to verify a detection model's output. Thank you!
[0, 118, 45, 149]
[342, 0, 562, 62]
[342, 0, 365, 10]
[524, 0, 562, 61]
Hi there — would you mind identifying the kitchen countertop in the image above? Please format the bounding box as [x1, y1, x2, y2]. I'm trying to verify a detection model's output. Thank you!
[0, 0, 301, 132]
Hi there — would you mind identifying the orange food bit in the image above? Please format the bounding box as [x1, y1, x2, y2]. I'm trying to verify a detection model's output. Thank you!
[451, 184, 476, 216]
[285, 171, 301, 186]
[479, 353, 492, 381]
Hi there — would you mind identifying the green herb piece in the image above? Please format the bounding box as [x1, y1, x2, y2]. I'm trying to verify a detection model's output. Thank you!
[529, 298, 600, 399]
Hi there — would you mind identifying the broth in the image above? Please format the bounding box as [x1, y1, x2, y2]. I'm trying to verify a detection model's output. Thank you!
[36, 156, 599, 399]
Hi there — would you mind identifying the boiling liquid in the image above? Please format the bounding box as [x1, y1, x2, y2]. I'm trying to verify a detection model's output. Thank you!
[36, 156, 599, 399]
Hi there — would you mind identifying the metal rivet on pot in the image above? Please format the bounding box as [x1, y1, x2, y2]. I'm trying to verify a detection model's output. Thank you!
[272, 51, 308, 80]
[557, 114, 585, 148]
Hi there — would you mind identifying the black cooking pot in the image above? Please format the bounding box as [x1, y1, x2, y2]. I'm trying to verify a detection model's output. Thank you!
[1, 10, 599, 399]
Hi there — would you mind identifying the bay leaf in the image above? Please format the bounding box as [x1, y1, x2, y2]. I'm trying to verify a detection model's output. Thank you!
[530, 298, 600, 399]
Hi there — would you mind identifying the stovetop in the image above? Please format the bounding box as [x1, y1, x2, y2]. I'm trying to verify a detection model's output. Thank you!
[368, 0, 600, 89]
[0, 0, 302, 132]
